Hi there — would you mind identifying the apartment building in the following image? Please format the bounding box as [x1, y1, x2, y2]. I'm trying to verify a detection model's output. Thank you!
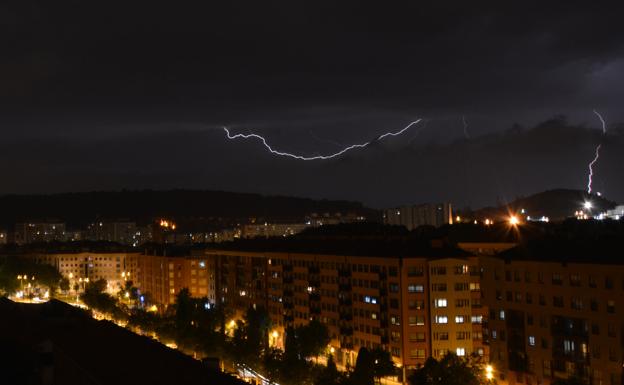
[197, 246, 488, 380]
[135, 252, 217, 306]
[383, 203, 453, 230]
[130, 235, 624, 385]
[30, 251, 140, 293]
[12, 222, 66, 244]
[481, 254, 624, 385]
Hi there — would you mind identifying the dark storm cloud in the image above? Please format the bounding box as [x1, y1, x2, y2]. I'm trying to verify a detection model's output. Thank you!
[1, 1, 624, 205]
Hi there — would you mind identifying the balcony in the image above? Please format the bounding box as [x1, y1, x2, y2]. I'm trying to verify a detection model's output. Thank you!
[339, 284, 352, 291]
[340, 326, 354, 335]
[338, 269, 351, 278]
[339, 312, 353, 321]
[338, 298, 353, 306]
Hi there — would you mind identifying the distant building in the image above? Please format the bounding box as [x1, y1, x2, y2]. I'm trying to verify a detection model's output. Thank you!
[12, 222, 66, 244]
[85, 221, 141, 246]
[28, 252, 140, 293]
[383, 203, 453, 230]
[241, 223, 309, 239]
[306, 212, 367, 226]
[605, 205, 624, 220]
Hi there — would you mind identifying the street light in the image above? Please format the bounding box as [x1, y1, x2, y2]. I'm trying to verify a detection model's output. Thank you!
[485, 364, 494, 380]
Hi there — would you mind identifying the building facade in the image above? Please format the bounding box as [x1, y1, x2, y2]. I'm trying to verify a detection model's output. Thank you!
[30, 251, 141, 293]
[135, 252, 217, 306]
[12, 222, 67, 244]
[129, 244, 624, 385]
[383, 203, 453, 230]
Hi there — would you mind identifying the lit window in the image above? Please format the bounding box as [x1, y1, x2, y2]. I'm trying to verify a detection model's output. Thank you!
[471, 315, 483, 324]
[435, 298, 448, 308]
[456, 347, 466, 356]
[455, 315, 465, 324]
[529, 336, 536, 346]
[435, 315, 448, 324]
[364, 296, 371, 303]
[499, 310, 505, 320]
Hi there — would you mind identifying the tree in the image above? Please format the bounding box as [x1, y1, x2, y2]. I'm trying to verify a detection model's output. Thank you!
[314, 354, 344, 385]
[350, 347, 375, 385]
[370, 348, 395, 383]
[297, 320, 330, 360]
[409, 353, 490, 385]
[59, 277, 70, 292]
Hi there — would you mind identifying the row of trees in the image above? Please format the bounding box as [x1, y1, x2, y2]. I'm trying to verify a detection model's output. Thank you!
[0, 257, 64, 295]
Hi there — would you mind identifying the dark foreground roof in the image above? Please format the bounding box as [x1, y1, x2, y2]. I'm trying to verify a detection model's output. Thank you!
[0, 298, 244, 385]
[499, 235, 624, 264]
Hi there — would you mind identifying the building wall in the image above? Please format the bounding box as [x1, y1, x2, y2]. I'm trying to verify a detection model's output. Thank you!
[199, 249, 483, 373]
[131, 247, 624, 385]
[135, 253, 216, 307]
[480, 256, 624, 385]
[383, 203, 453, 230]
[13, 223, 67, 244]
[30, 252, 140, 293]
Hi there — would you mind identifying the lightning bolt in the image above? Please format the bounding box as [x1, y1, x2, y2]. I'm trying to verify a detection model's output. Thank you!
[587, 144, 601, 194]
[222, 119, 422, 161]
[462, 115, 470, 139]
[587, 110, 607, 194]
[593, 110, 607, 134]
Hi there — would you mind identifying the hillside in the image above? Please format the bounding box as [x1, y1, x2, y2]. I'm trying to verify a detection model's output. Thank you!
[0, 190, 376, 228]
[472, 189, 617, 221]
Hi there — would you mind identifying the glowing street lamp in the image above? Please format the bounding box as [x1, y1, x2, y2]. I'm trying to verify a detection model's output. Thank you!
[508, 215, 520, 226]
[485, 364, 494, 380]
[583, 201, 592, 210]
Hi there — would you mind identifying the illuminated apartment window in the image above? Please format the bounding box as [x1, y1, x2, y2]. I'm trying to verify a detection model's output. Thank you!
[471, 315, 483, 324]
[455, 315, 465, 324]
[408, 284, 424, 293]
[435, 315, 448, 324]
[528, 336, 536, 346]
[435, 298, 448, 308]
[499, 310, 505, 320]
[456, 347, 466, 356]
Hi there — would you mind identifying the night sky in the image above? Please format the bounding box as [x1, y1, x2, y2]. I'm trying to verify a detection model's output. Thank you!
[2, 1, 624, 208]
